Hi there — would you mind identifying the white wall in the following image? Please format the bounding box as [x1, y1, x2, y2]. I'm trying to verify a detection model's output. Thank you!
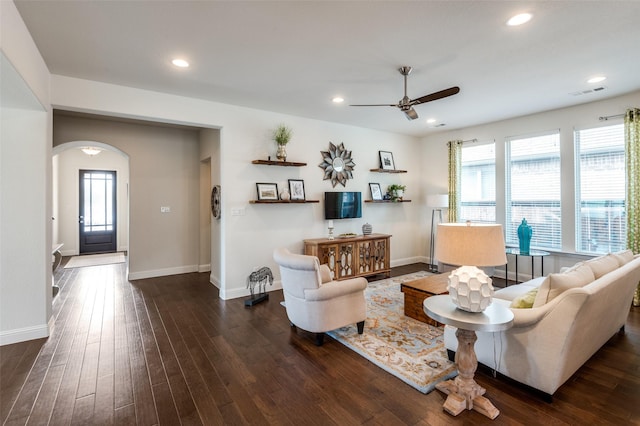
[421, 90, 640, 281]
[52, 145, 129, 255]
[199, 128, 222, 286]
[53, 114, 200, 279]
[0, 1, 52, 345]
[51, 75, 421, 299]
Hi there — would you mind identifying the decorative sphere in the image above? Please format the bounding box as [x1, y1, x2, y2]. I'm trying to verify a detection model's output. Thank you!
[448, 266, 494, 312]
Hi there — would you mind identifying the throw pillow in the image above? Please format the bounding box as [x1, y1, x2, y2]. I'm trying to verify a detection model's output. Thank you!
[584, 254, 619, 279]
[533, 264, 595, 307]
[510, 288, 538, 309]
[612, 249, 634, 266]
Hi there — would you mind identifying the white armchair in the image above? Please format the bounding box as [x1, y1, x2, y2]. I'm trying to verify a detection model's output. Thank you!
[273, 248, 368, 345]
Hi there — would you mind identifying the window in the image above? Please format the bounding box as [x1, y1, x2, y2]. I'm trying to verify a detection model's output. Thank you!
[575, 124, 625, 254]
[460, 142, 496, 223]
[506, 132, 561, 250]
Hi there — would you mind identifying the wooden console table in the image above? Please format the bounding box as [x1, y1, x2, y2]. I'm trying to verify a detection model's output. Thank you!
[303, 233, 391, 280]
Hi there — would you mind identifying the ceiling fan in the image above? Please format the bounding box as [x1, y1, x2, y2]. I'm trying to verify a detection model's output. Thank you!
[350, 66, 460, 120]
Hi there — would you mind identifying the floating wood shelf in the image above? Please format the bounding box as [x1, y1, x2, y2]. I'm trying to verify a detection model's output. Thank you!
[249, 200, 319, 204]
[252, 160, 307, 167]
[369, 168, 408, 173]
[365, 199, 412, 203]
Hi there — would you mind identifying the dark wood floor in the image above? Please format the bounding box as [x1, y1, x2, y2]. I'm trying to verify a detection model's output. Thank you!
[1, 261, 639, 425]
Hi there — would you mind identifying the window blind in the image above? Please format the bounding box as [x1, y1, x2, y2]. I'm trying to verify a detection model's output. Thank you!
[506, 132, 561, 250]
[574, 124, 625, 254]
[460, 142, 496, 223]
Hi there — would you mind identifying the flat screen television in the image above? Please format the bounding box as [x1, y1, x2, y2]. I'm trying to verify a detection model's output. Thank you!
[324, 191, 362, 219]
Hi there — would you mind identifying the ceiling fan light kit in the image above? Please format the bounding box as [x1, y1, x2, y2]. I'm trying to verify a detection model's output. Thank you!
[350, 66, 460, 121]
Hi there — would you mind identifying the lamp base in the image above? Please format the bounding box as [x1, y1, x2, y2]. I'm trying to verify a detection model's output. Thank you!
[447, 266, 494, 312]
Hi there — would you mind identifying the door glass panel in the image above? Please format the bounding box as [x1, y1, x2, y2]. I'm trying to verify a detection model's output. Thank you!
[83, 172, 114, 232]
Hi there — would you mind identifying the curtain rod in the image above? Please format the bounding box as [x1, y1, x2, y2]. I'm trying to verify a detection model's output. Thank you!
[462, 138, 478, 143]
[599, 113, 625, 121]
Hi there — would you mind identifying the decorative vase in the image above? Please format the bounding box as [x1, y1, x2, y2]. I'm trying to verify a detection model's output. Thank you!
[280, 188, 290, 201]
[276, 144, 287, 161]
[447, 266, 494, 312]
[389, 189, 403, 201]
[517, 218, 532, 254]
[362, 223, 372, 235]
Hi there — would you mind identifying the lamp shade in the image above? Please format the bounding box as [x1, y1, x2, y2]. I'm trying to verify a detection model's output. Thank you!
[427, 194, 449, 208]
[435, 223, 507, 267]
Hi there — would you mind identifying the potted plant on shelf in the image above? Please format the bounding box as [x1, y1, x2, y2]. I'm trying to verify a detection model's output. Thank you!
[272, 124, 292, 161]
[387, 184, 406, 201]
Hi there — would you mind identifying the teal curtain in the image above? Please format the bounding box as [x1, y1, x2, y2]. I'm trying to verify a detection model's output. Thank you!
[625, 108, 640, 306]
[447, 140, 463, 223]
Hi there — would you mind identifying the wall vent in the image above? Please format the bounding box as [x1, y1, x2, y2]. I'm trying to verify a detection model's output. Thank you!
[569, 86, 607, 96]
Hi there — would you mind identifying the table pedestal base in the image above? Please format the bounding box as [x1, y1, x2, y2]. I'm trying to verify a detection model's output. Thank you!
[436, 328, 500, 420]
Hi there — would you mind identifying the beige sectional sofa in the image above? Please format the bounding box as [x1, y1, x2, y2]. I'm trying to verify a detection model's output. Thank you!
[443, 250, 640, 398]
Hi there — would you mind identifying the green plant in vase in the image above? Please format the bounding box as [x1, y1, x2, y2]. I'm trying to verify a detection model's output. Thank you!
[272, 124, 292, 161]
[387, 184, 406, 201]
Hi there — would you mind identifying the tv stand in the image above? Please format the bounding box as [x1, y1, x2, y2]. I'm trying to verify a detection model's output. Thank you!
[303, 233, 391, 280]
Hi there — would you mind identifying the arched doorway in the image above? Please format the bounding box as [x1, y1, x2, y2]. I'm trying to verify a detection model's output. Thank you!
[52, 141, 130, 258]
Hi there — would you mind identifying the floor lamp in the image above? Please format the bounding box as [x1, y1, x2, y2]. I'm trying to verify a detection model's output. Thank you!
[427, 194, 449, 273]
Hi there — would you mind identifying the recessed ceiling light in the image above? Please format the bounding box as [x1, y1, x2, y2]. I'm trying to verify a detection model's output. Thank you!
[426, 118, 437, 124]
[507, 13, 532, 26]
[171, 58, 190, 68]
[332, 96, 344, 103]
[587, 76, 606, 84]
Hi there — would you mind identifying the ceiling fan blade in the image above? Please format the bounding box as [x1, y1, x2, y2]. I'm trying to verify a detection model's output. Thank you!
[403, 107, 418, 120]
[349, 103, 398, 107]
[411, 86, 460, 105]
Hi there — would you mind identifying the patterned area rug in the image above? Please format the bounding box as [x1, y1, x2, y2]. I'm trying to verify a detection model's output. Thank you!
[327, 272, 458, 393]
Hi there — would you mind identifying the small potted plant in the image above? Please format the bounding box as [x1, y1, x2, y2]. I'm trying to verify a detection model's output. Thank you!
[272, 124, 292, 161]
[387, 184, 406, 201]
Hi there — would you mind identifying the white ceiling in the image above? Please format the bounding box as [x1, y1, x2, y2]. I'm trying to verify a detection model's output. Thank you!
[14, 1, 640, 137]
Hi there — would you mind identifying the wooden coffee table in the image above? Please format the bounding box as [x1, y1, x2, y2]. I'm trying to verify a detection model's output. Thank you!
[400, 273, 449, 326]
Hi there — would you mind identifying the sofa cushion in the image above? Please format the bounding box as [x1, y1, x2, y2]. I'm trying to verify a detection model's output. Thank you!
[612, 249, 634, 266]
[494, 276, 545, 302]
[319, 264, 332, 283]
[510, 288, 538, 309]
[560, 261, 584, 274]
[584, 253, 619, 279]
[533, 264, 595, 307]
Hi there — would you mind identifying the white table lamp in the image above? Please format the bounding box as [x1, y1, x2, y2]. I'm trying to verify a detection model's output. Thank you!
[435, 222, 507, 312]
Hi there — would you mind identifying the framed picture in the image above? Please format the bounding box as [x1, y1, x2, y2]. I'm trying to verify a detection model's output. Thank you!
[288, 179, 306, 200]
[256, 183, 279, 200]
[369, 183, 383, 201]
[379, 151, 395, 170]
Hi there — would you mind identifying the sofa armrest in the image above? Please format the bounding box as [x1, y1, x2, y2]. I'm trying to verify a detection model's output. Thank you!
[304, 277, 367, 301]
[510, 288, 589, 328]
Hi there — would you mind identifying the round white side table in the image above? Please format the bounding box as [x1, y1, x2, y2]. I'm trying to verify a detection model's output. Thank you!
[424, 295, 514, 419]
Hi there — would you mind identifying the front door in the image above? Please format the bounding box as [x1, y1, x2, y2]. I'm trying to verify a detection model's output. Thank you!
[79, 170, 117, 254]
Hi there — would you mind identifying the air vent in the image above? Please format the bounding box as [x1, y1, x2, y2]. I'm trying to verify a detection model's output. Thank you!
[569, 86, 607, 96]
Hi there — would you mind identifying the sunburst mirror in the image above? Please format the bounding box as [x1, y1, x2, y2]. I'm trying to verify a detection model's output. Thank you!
[319, 142, 355, 187]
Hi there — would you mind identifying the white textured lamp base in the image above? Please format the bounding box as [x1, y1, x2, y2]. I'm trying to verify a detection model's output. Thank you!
[448, 266, 494, 312]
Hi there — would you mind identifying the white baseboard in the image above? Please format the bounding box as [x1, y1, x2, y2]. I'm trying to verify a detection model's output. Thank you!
[198, 263, 211, 273]
[390, 256, 428, 268]
[219, 280, 282, 301]
[0, 323, 49, 346]
[128, 265, 199, 281]
[209, 272, 220, 288]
